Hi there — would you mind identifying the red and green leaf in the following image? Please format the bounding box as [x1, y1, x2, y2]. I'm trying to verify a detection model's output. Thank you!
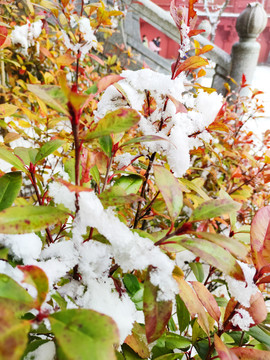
[250, 206, 270, 270]
[143, 268, 172, 343]
[153, 165, 183, 221]
[18, 266, 49, 309]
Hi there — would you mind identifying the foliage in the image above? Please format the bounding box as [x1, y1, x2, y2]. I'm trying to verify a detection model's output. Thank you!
[0, 1, 269, 360]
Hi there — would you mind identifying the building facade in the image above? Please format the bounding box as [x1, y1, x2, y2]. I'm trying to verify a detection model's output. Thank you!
[140, 0, 270, 63]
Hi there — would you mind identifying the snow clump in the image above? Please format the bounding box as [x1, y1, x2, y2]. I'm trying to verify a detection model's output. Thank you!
[95, 69, 223, 177]
[11, 20, 43, 55]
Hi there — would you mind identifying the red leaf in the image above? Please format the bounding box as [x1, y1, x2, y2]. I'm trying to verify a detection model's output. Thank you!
[89, 53, 105, 66]
[98, 74, 123, 94]
[168, 95, 187, 114]
[18, 265, 49, 309]
[0, 26, 7, 47]
[253, 264, 270, 284]
[250, 206, 270, 271]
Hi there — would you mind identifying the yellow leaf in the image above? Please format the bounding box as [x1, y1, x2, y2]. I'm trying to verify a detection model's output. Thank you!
[43, 72, 55, 84]
[35, 97, 48, 116]
[20, 107, 39, 121]
[0, 104, 18, 118]
[26, 0, 34, 14]
[265, 149, 270, 164]
[18, 120, 31, 128]
[28, 72, 40, 84]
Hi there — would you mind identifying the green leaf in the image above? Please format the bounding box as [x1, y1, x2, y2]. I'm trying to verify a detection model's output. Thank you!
[176, 295, 190, 334]
[50, 309, 119, 360]
[131, 287, 144, 311]
[0, 205, 68, 234]
[153, 165, 183, 221]
[189, 198, 241, 221]
[0, 274, 33, 305]
[99, 186, 144, 208]
[90, 165, 100, 185]
[0, 298, 31, 360]
[0, 171, 22, 211]
[18, 265, 49, 308]
[27, 84, 69, 115]
[35, 139, 65, 163]
[154, 354, 183, 360]
[163, 333, 191, 350]
[121, 344, 142, 360]
[22, 339, 51, 359]
[195, 232, 248, 260]
[52, 291, 67, 310]
[123, 274, 141, 295]
[248, 326, 270, 347]
[14, 147, 38, 166]
[189, 262, 204, 282]
[180, 178, 210, 201]
[86, 108, 140, 140]
[99, 135, 113, 157]
[120, 135, 169, 148]
[85, 84, 98, 94]
[0, 146, 26, 172]
[114, 175, 143, 195]
[177, 237, 245, 281]
[143, 268, 172, 343]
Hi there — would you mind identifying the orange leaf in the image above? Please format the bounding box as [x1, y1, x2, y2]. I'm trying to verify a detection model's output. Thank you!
[56, 53, 75, 67]
[188, 0, 198, 23]
[173, 274, 209, 335]
[231, 347, 270, 360]
[198, 45, 214, 55]
[214, 334, 239, 360]
[191, 281, 221, 322]
[57, 178, 93, 193]
[174, 56, 208, 78]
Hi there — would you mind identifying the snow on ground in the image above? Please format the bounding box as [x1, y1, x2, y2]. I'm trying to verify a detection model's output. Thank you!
[203, 65, 270, 137]
[250, 65, 270, 135]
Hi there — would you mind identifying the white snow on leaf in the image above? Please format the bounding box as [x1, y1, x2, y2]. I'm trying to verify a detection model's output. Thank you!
[230, 308, 254, 331]
[11, 20, 43, 55]
[0, 233, 42, 263]
[49, 181, 76, 212]
[77, 277, 138, 343]
[24, 341, 56, 360]
[226, 262, 258, 307]
[61, 17, 97, 59]
[73, 191, 178, 301]
[95, 69, 223, 177]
